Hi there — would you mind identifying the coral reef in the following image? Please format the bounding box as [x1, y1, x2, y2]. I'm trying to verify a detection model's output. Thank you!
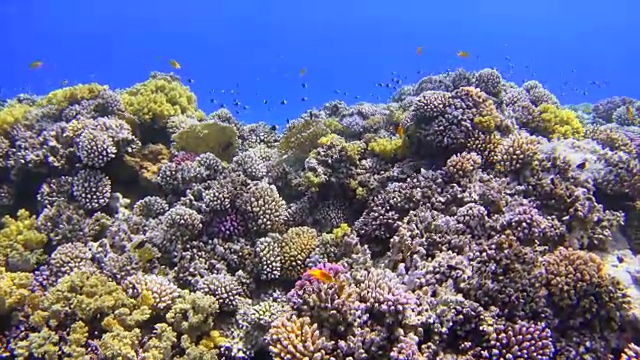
[0, 69, 639, 360]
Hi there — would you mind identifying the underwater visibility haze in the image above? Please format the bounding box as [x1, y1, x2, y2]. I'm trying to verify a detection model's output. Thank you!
[1, 0, 640, 358]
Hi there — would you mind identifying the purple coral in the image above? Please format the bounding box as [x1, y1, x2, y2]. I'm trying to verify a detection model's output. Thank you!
[287, 262, 346, 306]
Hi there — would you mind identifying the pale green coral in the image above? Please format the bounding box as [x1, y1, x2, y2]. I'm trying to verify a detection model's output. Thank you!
[279, 118, 331, 158]
[122, 74, 203, 126]
[172, 121, 238, 162]
[538, 104, 584, 139]
[19, 270, 152, 359]
[323, 117, 344, 133]
[0, 209, 48, 272]
[167, 290, 220, 341]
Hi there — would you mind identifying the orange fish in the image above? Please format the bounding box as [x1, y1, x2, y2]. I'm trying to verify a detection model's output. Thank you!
[306, 268, 335, 283]
[397, 124, 405, 137]
[457, 51, 469, 58]
[417, 46, 423, 56]
[29, 60, 43, 69]
[300, 67, 306, 77]
[626, 105, 634, 122]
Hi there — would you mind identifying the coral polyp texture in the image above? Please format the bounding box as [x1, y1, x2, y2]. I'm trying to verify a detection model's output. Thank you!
[1, 69, 640, 360]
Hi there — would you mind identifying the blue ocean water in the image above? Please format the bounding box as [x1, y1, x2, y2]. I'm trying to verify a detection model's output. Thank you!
[1, 0, 639, 127]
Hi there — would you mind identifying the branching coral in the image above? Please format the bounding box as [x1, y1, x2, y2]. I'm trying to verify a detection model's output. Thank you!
[2, 67, 639, 360]
[0, 209, 48, 272]
[121, 73, 203, 127]
[537, 104, 584, 139]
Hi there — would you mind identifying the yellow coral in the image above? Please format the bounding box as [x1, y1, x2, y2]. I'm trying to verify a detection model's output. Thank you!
[167, 290, 219, 342]
[280, 227, 318, 279]
[538, 104, 584, 139]
[473, 115, 496, 132]
[19, 270, 153, 359]
[332, 223, 351, 239]
[172, 121, 238, 162]
[279, 118, 331, 158]
[36, 83, 106, 109]
[123, 143, 171, 182]
[0, 266, 36, 315]
[0, 209, 48, 272]
[0, 101, 33, 134]
[121, 74, 202, 126]
[368, 137, 405, 161]
[323, 117, 344, 133]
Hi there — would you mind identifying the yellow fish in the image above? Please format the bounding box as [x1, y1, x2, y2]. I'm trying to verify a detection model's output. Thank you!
[306, 268, 335, 283]
[300, 67, 306, 77]
[169, 59, 181, 69]
[417, 46, 423, 55]
[457, 51, 470, 58]
[626, 105, 634, 122]
[29, 60, 43, 69]
[397, 124, 405, 137]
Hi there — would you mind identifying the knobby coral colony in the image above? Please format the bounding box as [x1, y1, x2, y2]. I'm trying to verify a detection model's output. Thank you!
[2, 69, 640, 360]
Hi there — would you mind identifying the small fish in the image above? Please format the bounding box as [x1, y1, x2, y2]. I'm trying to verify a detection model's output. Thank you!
[243, 105, 249, 110]
[61, 80, 68, 86]
[263, 100, 268, 104]
[188, 78, 194, 83]
[457, 51, 470, 58]
[219, 104, 226, 109]
[354, 95, 361, 99]
[210, 99, 217, 104]
[29, 60, 43, 69]
[343, 92, 348, 96]
[169, 59, 181, 69]
[281, 100, 287, 105]
[417, 46, 423, 55]
[626, 105, 634, 122]
[306, 268, 335, 283]
[132, 239, 148, 250]
[235, 110, 240, 114]
[300, 67, 307, 76]
[397, 124, 405, 137]
[391, 71, 397, 75]
[576, 161, 588, 170]
[376, 83, 383, 87]
[301, 83, 308, 88]
[334, 89, 340, 94]
[301, 97, 308, 101]
[270, 125, 277, 131]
